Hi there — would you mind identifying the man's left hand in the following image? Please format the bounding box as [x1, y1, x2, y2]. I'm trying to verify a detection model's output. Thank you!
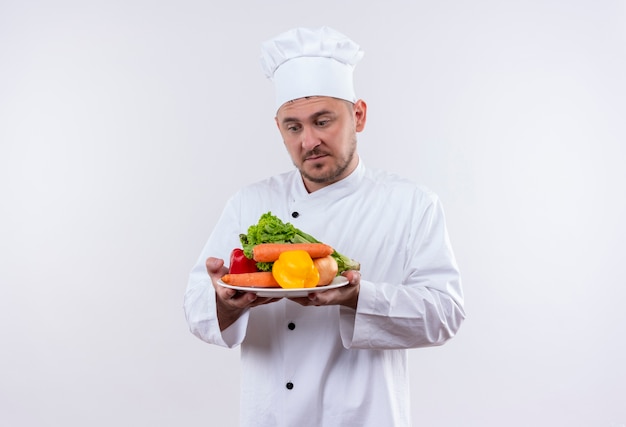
[289, 270, 361, 309]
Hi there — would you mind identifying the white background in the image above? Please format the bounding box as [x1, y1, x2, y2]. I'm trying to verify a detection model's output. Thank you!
[1, 1, 625, 426]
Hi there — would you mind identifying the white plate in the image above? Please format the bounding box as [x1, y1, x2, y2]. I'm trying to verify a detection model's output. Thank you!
[217, 276, 349, 298]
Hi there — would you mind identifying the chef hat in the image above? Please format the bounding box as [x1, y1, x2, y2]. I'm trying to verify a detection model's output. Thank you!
[260, 26, 364, 111]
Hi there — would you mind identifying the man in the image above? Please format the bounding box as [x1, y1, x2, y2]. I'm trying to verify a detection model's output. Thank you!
[184, 26, 465, 426]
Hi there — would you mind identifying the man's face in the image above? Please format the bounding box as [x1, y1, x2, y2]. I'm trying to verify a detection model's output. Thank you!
[275, 96, 367, 192]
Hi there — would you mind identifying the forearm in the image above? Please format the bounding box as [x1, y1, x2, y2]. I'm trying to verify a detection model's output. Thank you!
[184, 280, 223, 344]
[184, 194, 251, 344]
[340, 276, 465, 349]
[184, 276, 249, 348]
[216, 296, 247, 331]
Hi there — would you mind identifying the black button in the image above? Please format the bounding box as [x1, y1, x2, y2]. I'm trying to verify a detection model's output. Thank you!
[291, 211, 299, 218]
[286, 382, 294, 390]
[288, 322, 295, 330]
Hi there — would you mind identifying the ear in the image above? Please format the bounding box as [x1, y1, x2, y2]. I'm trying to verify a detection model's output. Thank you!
[353, 99, 367, 132]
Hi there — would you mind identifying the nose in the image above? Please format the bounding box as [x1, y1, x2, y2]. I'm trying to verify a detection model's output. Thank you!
[300, 126, 320, 151]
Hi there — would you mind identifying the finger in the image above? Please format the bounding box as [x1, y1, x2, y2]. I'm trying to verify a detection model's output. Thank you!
[206, 257, 227, 278]
[221, 290, 258, 309]
[218, 287, 237, 299]
[342, 270, 361, 286]
[307, 292, 325, 306]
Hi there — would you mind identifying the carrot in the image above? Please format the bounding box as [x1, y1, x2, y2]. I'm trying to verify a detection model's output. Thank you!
[222, 256, 338, 289]
[252, 243, 334, 262]
[313, 255, 339, 286]
[220, 272, 280, 288]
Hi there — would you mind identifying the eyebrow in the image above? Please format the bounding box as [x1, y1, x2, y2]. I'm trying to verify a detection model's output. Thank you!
[280, 110, 335, 125]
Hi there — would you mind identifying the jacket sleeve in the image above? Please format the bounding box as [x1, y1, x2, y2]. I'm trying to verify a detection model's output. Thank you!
[339, 194, 465, 349]
[183, 196, 250, 348]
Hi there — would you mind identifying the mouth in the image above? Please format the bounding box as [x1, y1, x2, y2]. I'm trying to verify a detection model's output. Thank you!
[305, 155, 325, 162]
[303, 151, 329, 162]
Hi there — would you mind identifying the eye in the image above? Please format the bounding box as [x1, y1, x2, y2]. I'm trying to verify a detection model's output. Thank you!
[316, 119, 330, 127]
[285, 123, 301, 132]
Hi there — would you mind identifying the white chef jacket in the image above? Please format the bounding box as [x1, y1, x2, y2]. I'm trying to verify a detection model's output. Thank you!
[184, 160, 465, 427]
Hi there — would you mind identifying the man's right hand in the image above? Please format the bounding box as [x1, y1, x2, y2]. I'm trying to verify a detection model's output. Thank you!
[207, 257, 281, 331]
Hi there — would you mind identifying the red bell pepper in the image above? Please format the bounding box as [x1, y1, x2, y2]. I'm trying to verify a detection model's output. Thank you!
[228, 248, 259, 274]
